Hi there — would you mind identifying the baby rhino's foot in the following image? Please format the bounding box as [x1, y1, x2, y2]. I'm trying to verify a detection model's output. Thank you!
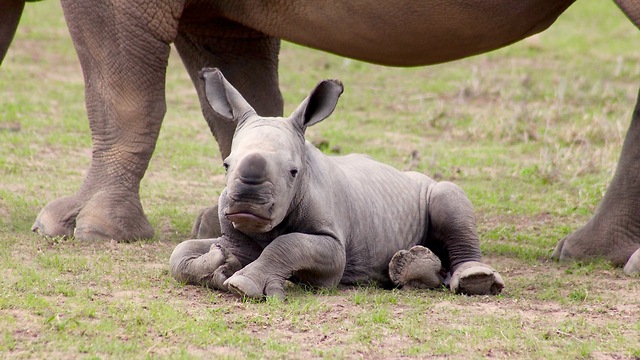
[224, 272, 286, 301]
[169, 241, 241, 290]
[450, 261, 504, 295]
[225, 274, 263, 299]
[389, 246, 443, 289]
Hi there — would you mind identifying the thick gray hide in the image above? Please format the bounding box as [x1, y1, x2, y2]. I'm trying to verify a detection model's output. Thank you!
[170, 68, 504, 299]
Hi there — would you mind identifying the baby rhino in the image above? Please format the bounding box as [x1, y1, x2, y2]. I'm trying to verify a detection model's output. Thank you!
[170, 68, 504, 299]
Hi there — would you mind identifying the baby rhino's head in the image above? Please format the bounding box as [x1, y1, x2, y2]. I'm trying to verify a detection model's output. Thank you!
[200, 68, 343, 233]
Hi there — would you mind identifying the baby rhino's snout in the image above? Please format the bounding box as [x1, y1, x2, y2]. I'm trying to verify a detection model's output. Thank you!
[229, 152, 273, 204]
[237, 153, 268, 184]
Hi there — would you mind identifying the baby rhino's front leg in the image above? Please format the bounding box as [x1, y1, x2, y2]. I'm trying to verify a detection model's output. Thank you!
[225, 233, 346, 300]
[169, 238, 243, 291]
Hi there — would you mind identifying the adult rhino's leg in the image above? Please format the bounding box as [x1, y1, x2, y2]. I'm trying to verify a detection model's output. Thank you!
[614, 0, 640, 28]
[174, 23, 283, 159]
[425, 182, 504, 295]
[553, 88, 640, 274]
[174, 21, 282, 238]
[190, 206, 221, 239]
[0, 0, 24, 66]
[32, 1, 182, 241]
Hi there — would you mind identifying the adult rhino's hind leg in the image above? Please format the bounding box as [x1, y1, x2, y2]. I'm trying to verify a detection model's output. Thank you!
[426, 182, 504, 295]
[33, 0, 183, 241]
[553, 88, 640, 274]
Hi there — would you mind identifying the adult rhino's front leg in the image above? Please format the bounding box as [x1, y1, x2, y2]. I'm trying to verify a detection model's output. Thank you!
[553, 88, 640, 274]
[32, 1, 182, 241]
[224, 233, 346, 300]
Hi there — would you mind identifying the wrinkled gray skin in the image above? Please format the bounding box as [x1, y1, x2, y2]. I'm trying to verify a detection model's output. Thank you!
[1, 1, 640, 274]
[170, 68, 504, 298]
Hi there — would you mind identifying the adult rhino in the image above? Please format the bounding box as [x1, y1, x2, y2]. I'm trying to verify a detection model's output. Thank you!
[1, 1, 639, 273]
[170, 68, 504, 298]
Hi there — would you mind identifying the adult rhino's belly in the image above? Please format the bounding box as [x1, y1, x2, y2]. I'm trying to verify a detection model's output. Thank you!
[224, 0, 573, 66]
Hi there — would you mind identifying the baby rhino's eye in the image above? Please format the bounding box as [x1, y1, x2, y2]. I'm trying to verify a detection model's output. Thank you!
[290, 169, 298, 178]
[223, 162, 229, 172]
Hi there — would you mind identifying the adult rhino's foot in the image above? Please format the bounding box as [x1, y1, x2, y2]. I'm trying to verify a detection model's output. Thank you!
[224, 271, 286, 300]
[31, 195, 81, 238]
[389, 246, 443, 289]
[554, 87, 640, 272]
[32, 190, 154, 241]
[552, 213, 640, 271]
[450, 261, 504, 295]
[191, 205, 222, 239]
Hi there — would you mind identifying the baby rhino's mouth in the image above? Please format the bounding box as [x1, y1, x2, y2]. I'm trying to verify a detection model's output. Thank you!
[225, 212, 271, 226]
[224, 185, 275, 233]
[224, 204, 273, 233]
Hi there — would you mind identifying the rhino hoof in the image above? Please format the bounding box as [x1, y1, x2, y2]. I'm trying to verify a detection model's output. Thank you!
[224, 273, 287, 301]
[224, 274, 263, 299]
[623, 248, 640, 276]
[450, 261, 504, 295]
[389, 246, 443, 289]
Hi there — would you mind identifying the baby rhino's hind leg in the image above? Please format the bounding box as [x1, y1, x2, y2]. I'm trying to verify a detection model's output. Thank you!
[389, 246, 444, 289]
[449, 261, 504, 296]
[427, 181, 504, 295]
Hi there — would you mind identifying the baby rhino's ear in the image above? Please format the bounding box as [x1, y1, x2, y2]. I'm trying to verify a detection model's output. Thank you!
[290, 79, 344, 130]
[199, 67, 256, 122]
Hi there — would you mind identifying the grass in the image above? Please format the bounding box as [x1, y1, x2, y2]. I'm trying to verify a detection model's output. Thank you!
[1, 1, 640, 359]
